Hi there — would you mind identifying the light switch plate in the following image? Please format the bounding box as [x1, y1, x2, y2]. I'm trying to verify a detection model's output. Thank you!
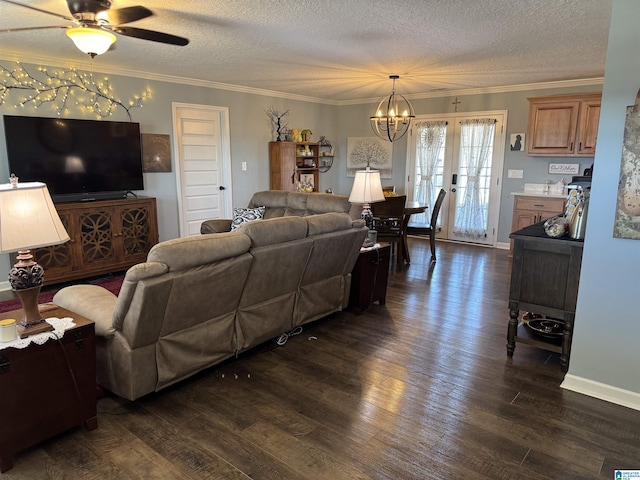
[508, 169, 523, 179]
[241, 162, 247, 171]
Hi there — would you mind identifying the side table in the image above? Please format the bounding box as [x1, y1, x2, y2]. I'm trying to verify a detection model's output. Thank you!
[348, 243, 391, 314]
[507, 222, 584, 372]
[0, 306, 97, 473]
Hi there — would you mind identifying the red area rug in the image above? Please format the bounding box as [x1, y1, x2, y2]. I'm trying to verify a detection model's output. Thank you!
[0, 274, 124, 314]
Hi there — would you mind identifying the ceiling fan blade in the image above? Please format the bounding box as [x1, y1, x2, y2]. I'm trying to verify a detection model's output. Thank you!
[0, 25, 69, 34]
[0, 0, 74, 22]
[110, 26, 189, 46]
[104, 6, 153, 25]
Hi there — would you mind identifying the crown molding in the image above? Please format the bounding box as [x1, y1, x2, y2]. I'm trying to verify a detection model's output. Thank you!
[0, 51, 336, 105]
[1, 50, 603, 107]
[338, 77, 604, 106]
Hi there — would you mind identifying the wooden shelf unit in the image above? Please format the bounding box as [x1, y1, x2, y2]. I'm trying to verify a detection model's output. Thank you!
[269, 141, 319, 192]
[28, 197, 158, 285]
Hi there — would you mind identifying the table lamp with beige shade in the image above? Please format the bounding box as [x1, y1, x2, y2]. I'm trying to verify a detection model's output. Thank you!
[0, 175, 70, 338]
[348, 166, 386, 229]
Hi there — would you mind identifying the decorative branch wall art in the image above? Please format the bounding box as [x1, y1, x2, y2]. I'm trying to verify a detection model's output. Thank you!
[265, 106, 289, 141]
[0, 62, 151, 121]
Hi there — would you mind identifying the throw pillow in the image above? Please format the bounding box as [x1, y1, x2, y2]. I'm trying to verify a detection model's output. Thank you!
[231, 206, 266, 231]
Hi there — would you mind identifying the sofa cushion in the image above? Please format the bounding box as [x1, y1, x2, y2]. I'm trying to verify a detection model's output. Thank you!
[306, 193, 352, 215]
[248, 190, 356, 218]
[148, 232, 251, 270]
[306, 212, 353, 236]
[237, 216, 308, 247]
[231, 206, 266, 231]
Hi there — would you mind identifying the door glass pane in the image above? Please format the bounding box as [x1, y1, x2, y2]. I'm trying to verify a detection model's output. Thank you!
[452, 119, 496, 239]
[413, 121, 447, 225]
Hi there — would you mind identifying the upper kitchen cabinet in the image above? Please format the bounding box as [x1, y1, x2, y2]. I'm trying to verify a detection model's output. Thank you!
[526, 93, 601, 157]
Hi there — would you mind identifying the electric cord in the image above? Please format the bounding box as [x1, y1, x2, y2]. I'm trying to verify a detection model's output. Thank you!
[276, 326, 303, 346]
[55, 335, 93, 422]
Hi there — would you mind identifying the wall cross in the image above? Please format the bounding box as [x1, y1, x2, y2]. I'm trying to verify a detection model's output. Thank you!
[452, 97, 461, 112]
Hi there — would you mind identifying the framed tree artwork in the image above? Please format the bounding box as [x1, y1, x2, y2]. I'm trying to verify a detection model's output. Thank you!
[346, 137, 393, 178]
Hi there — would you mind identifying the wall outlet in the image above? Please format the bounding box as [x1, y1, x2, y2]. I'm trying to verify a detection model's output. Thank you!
[508, 169, 523, 179]
[241, 162, 247, 171]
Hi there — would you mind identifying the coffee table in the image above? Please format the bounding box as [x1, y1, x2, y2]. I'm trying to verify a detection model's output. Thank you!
[0, 305, 97, 472]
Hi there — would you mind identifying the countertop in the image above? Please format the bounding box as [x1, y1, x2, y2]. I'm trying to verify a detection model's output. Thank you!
[511, 191, 567, 199]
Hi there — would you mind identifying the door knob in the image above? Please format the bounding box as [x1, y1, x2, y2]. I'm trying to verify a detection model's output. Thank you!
[451, 188, 456, 193]
[219, 186, 226, 190]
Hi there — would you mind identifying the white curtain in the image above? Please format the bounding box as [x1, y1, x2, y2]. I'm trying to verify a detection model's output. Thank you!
[414, 120, 447, 224]
[453, 118, 496, 238]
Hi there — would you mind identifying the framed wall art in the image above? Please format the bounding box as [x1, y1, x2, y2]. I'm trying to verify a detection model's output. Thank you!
[141, 133, 172, 172]
[346, 137, 393, 178]
[614, 90, 640, 239]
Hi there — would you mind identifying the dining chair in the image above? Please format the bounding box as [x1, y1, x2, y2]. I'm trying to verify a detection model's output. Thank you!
[371, 195, 407, 267]
[406, 189, 447, 262]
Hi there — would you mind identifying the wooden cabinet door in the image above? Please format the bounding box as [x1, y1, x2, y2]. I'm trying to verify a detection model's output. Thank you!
[514, 210, 538, 231]
[78, 206, 119, 268]
[33, 210, 78, 282]
[269, 142, 297, 192]
[527, 100, 580, 155]
[576, 99, 601, 155]
[118, 202, 158, 264]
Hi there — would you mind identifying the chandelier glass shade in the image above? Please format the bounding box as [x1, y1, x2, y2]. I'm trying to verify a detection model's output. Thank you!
[66, 27, 116, 57]
[370, 75, 415, 142]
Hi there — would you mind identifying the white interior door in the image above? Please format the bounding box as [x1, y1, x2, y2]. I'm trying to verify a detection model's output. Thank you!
[406, 111, 507, 246]
[172, 103, 232, 237]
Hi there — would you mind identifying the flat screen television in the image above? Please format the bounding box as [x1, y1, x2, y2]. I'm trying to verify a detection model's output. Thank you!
[3, 115, 144, 203]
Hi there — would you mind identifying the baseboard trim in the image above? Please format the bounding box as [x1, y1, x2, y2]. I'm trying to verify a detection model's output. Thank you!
[495, 241, 510, 250]
[561, 374, 640, 411]
[0, 281, 11, 293]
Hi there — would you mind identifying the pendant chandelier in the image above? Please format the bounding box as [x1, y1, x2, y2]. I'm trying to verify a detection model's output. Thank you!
[370, 75, 415, 142]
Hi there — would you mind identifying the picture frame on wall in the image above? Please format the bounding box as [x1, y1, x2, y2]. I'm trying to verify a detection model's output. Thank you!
[510, 133, 525, 151]
[141, 133, 172, 172]
[346, 137, 393, 178]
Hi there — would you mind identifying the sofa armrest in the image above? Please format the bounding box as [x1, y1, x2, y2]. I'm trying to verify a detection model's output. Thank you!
[201, 219, 233, 234]
[352, 219, 366, 228]
[53, 285, 118, 337]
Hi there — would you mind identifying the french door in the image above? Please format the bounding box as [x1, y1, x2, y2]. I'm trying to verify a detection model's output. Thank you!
[406, 111, 507, 246]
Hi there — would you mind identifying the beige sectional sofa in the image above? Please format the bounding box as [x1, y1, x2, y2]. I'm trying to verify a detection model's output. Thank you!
[53, 209, 368, 401]
[201, 190, 362, 234]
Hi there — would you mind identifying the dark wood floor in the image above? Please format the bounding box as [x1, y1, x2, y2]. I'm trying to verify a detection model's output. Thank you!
[4, 239, 640, 479]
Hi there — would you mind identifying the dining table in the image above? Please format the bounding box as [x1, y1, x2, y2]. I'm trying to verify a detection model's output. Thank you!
[401, 201, 428, 265]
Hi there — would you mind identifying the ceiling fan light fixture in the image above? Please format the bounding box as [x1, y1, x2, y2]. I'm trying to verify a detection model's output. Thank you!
[370, 75, 415, 142]
[66, 26, 116, 57]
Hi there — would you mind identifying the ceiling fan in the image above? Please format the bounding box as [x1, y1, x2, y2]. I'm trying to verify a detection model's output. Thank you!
[0, 0, 189, 57]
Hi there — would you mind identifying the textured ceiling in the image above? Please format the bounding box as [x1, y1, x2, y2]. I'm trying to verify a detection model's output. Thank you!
[0, 0, 612, 102]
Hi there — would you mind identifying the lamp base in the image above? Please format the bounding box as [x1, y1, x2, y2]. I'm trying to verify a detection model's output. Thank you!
[17, 319, 54, 339]
[13, 286, 52, 339]
[361, 203, 373, 229]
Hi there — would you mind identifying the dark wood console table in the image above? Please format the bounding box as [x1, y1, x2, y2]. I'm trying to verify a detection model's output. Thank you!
[507, 222, 584, 372]
[25, 197, 158, 285]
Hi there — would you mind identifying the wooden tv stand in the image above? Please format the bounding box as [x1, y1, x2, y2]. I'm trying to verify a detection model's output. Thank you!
[28, 197, 158, 285]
